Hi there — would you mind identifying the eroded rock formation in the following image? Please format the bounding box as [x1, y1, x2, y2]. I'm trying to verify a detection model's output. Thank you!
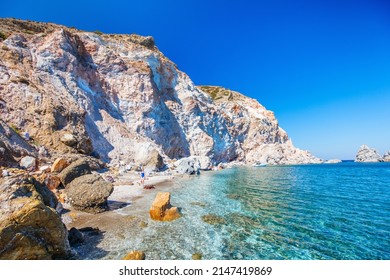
[355, 145, 383, 162]
[0, 175, 70, 259]
[0, 18, 320, 167]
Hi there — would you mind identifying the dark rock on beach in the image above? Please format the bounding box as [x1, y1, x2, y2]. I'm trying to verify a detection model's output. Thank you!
[68, 227, 85, 246]
[65, 174, 113, 213]
[58, 158, 91, 186]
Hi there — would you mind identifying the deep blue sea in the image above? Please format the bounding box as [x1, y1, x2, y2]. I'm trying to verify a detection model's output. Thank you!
[120, 162, 390, 260]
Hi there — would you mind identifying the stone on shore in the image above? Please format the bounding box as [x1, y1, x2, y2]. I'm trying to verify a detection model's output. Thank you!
[51, 158, 70, 173]
[2, 169, 10, 177]
[60, 133, 77, 147]
[66, 174, 113, 213]
[0, 176, 70, 259]
[58, 158, 91, 186]
[20, 156, 37, 171]
[149, 192, 181, 221]
[122, 251, 146, 260]
[355, 145, 383, 162]
[44, 174, 62, 191]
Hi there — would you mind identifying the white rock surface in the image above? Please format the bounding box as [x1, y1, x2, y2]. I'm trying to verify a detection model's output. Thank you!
[355, 145, 383, 162]
[382, 151, 390, 162]
[20, 156, 37, 170]
[0, 19, 322, 166]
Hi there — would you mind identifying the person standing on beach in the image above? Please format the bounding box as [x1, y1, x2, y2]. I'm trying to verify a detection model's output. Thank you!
[140, 166, 145, 186]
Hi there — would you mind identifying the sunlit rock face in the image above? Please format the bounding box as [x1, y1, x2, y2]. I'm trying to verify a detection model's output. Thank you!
[355, 145, 383, 162]
[0, 18, 321, 166]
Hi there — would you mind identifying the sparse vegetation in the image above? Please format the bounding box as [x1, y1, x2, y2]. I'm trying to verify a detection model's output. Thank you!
[198, 86, 231, 100]
[9, 124, 21, 135]
[0, 31, 7, 40]
[93, 30, 103, 36]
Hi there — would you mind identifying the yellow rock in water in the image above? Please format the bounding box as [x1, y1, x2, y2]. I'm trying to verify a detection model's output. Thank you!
[149, 192, 181, 221]
[122, 251, 145, 260]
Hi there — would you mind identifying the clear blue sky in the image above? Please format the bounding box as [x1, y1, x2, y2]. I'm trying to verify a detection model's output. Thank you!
[2, 0, 390, 159]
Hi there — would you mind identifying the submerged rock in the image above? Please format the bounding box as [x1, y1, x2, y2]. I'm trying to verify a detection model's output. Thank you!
[202, 214, 226, 225]
[355, 145, 383, 162]
[149, 192, 181, 221]
[0, 176, 70, 259]
[66, 174, 113, 213]
[122, 250, 145, 260]
[192, 253, 202, 260]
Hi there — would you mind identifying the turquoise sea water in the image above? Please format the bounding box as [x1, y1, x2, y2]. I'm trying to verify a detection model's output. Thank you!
[80, 162, 390, 260]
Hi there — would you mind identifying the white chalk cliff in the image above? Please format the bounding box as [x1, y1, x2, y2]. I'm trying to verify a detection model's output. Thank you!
[0, 19, 321, 166]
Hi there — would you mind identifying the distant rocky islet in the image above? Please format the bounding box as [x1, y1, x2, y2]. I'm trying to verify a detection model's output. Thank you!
[355, 144, 390, 163]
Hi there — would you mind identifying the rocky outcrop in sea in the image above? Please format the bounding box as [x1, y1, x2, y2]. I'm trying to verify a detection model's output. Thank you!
[355, 145, 383, 162]
[0, 18, 321, 168]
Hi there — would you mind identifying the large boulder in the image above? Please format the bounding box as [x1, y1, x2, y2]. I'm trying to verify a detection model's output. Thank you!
[192, 156, 212, 170]
[174, 157, 200, 175]
[355, 145, 383, 162]
[58, 158, 91, 186]
[65, 174, 113, 213]
[0, 176, 70, 259]
[136, 149, 165, 171]
[149, 192, 180, 221]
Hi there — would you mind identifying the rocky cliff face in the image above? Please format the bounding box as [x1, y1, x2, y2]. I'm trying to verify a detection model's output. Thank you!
[0, 18, 320, 166]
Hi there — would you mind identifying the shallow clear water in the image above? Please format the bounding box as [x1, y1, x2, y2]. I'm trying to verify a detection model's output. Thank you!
[86, 163, 390, 260]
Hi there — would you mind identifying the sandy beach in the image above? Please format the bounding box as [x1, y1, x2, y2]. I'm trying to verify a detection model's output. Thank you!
[61, 170, 187, 259]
